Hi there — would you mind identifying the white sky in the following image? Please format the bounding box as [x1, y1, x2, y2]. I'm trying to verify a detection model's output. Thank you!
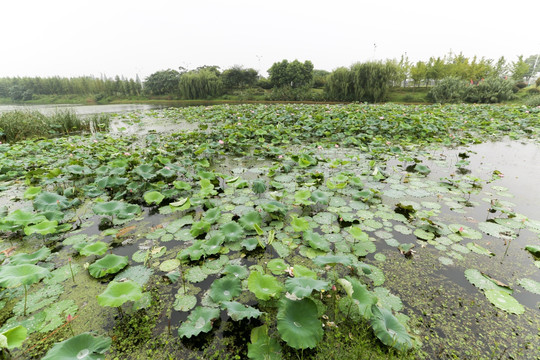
[1, 0, 538, 80]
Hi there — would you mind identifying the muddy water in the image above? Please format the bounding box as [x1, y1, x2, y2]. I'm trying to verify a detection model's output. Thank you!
[0, 104, 161, 115]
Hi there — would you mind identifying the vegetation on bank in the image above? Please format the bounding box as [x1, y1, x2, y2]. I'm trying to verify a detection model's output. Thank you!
[1, 54, 539, 105]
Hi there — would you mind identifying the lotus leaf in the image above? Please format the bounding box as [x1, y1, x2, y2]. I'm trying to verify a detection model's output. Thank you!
[88, 254, 129, 278]
[97, 280, 143, 307]
[466, 242, 495, 256]
[290, 215, 310, 232]
[348, 226, 369, 241]
[173, 294, 197, 312]
[310, 190, 329, 205]
[478, 221, 515, 239]
[222, 301, 263, 321]
[10, 247, 51, 265]
[209, 276, 242, 303]
[178, 241, 205, 261]
[23, 187, 42, 200]
[223, 264, 249, 279]
[4, 209, 46, 227]
[95, 175, 129, 188]
[525, 245, 540, 257]
[277, 298, 323, 349]
[220, 221, 245, 242]
[352, 241, 377, 257]
[143, 191, 165, 205]
[79, 242, 109, 256]
[33, 192, 71, 212]
[178, 306, 220, 338]
[0, 264, 50, 287]
[93, 201, 124, 216]
[370, 306, 412, 351]
[252, 180, 267, 194]
[303, 231, 331, 252]
[190, 220, 211, 237]
[285, 277, 329, 299]
[157, 167, 176, 178]
[114, 265, 154, 287]
[159, 259, 180, 272]
[313, 254, 353, 267]
[484, 289, 524, 314]
[24, 220, 58, 236]
[294, 189, 313, 205]
[247, 325, 282, 360]
[292, 264, 317, 279]
[518, 278, 540, 295]
[41, 332, 111, 360]
[267, 258, 288, 275]
[414, 228, 435, 241]
[203, 208, 221, 224]
[261, 201, 288, 216]
[0, 326, 27, 350]
[173, 180, 192, 191]
[338, 276, 377, 317]
[248, 271, 283, 301]
[464, 269, 512, 294]
[134, 164, 156, 180]
[238, 211, 262, 231]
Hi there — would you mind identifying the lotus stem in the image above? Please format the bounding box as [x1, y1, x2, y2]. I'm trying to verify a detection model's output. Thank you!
[23, 284, 28, 317]
[68, 258, 75, 283]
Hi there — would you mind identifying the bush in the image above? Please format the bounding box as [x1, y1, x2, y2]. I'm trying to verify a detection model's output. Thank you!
[536, 77, 540, 88]
[427, 77, 467, 103]
[464, 77, 514, 103]
[525, 95, 540, 107]
[257, 78, 272, 90]
[515, 82, 528, 89]
[528, 87, 540, 95]
[265, 86, 323, 101]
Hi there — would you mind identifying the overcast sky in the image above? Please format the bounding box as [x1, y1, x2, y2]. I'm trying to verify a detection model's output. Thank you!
[1, 0, 538, 80]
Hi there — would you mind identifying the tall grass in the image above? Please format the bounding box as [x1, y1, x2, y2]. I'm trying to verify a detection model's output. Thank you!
[0, 109, 110, 143]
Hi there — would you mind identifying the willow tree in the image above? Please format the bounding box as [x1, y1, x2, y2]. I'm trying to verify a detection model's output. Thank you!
[350, 61, 394, 102]
[178, 69, 224, 100]
[324, 67, 352, 101]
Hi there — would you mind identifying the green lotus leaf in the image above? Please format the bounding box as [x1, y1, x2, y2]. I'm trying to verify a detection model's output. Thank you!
[373, 287, 403, 312]
[143, 191, 165, 205]
[88, 254, 129, 278]
[303, 231, 331, 252]
[349, 176, 364, 188]
[41, 210, 65, 222]
[448, 224, 482, 240]
[370, 306, 412, 351]
[209, 276, 242, 303]
[220, 221, 245, 242]
[173, 180, 192, 191]
[248, 271, 283, 301]
[339, 276, 377, 317]
[79, 242, 109, 256]
[297, 154, 317, 168]
[0, 325, 27, 349]
[292, 264, 317, 279]
[10, 247, 51, 265]
[484, 289, 524, 314]
[178, 306, 220, 338]
[65, 164, 92, 176]
[134, 164, 156, 180]
[413, 164, 431, 175]
[201, 233, 224, 255]
[190, 220, 211, 237]
[197, 170, 215, 180]
[466, 242, 495, 256]
[173, 294, 197, 312]
[239, 211, 263, 231]
[178, 241, 205, 261]
[313, 254, 353, 267]
[252, 180, 267, 194]
[277, 298, 323, 349]
[267, 258, 288, 275]
[4, 209, 46, 227]
[41, 332, 111, 360]
[290, 215, 310, 232]
[294, 189, 313, 205]
[414, 228, 435, 241]
[156, 167, 176, 178]
[352, 241, 377, 257]
[310, 190, 329, 205]
[92, 201, 125, 216]
[0, 264, 50, 287]
[116, 204, 141, 219]
[261, 201, 288, 216]
[285, 277, 329, 299]
[223, 264, 249, 280]
[203, 208, 221, 224]
[464, 269, 512, 294]
[159, 259, 180, 272]
[23, 186, 42, 200]
[24, 220, 58, 236]
[97, 280, 143, 307]
[222, 301, 263, 321]
[33, 192, 71, 212]
[247, 325, 282, 360]
[348, 226, 369, 241]
[525, 245, 540, 257]
[478, 222, 515, 239]
[518, 278, 540, 295]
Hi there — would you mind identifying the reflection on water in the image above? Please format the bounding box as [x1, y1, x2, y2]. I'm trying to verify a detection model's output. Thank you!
[0, 103, 160, 115]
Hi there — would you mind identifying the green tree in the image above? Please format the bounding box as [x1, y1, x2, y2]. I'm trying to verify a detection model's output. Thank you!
[324, 67, 352, 100]
[524, 54, 540, 79]
[410, 61, 427, 87]
[221, 66, 258, 89]
[267, 59, 314, 88]
[350, 61, 393, 102]
[178, 69, 223, 99]
[143, 69, 181, 95]
[511, 55, 530, 81]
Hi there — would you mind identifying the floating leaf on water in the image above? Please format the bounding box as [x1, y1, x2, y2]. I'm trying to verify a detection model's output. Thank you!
[518, 278, 540, 295]
[478, 222, 515, 239]
[285, 277, 329, 299]
[185, 266, 208, 283]
[224, 264, 249, 279]
[438, 257, 454, 266]
[222, 301, 264, 321]
[178, 306, 220, 338]
[267, 259, 289, 275]
[88, 254, 128, 278]
[484, 289, 524, 314]
[41, 332, 111, 360]
[79, 241, 109, 257]
[143, 191, 165, 205]
[248, 271, 283, 301]
[220, 221, 245, 242]
[373, 287, 403, 312]
[466, 242, 495, 256]
[525, 245, 540, 257]
[239, 211, 263, 231]
[464, 269, 512, 294]
[159, 259, 180, 272]
[393, 224, 412, 235]
[313, 255, 353, 267]
[352, 241, 376, 257]
[277, 298, 323, 349]
[209, 276, 242, 303]
[97, 280, 143, 308]
[414, 228, 435, 241]
[10, 247, 51, 265]
[114, 266, 153, 287]
[173, 294, 197, 312]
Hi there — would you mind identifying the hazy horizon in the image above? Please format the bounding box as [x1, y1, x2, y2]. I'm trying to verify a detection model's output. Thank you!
[1, 0, 538, 80]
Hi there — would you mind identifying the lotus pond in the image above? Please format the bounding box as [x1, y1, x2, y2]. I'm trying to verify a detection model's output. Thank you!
[0, 103, 539, 359]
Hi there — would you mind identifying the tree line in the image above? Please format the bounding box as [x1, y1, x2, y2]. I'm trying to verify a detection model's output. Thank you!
[1, 53, 538, 103]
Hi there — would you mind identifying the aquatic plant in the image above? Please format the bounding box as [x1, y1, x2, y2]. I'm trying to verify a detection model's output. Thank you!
[41, 332, 112, 360]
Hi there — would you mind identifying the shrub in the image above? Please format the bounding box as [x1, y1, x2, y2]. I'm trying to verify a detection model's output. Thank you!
[427, 77, 467, 103]
[515, 82, 528, 89]
[528, 87, 540, 95]
[257, 78, 272, 90]
[536, 77, 540, 88]
[524, 95, 540, 107]
[464, 77, 515, 103]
